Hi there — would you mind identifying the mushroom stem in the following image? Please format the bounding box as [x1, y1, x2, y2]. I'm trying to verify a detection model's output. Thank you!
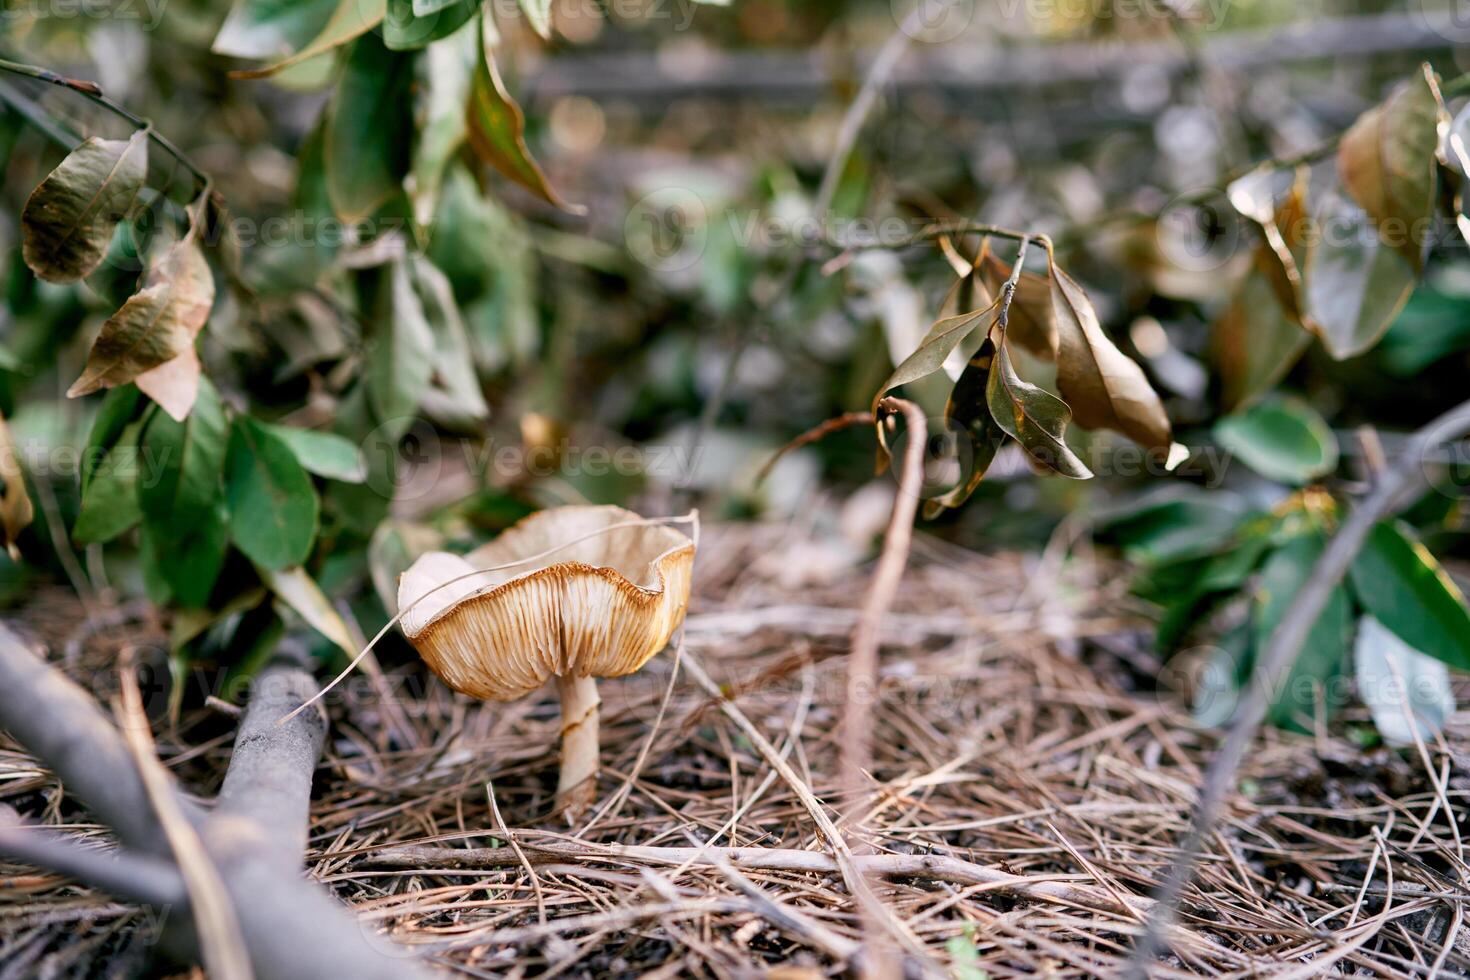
[555, 673, 601, 818]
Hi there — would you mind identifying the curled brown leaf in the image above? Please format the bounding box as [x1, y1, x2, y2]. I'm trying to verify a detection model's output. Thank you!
[67, 202, 216, 411]
[1050, 261, 1171, 452]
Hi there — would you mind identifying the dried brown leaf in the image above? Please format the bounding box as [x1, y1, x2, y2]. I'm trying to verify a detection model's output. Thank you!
[0, 408, 33, 559]
[1051, 262, 1171, 451]
[67, 204, 215, 404]
[1338, 63, 1443, 273]
[21, 131, 148, 283]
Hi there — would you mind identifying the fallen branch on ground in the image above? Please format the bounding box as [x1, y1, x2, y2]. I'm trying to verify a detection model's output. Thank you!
[368, 840, 1155, 919]
[0, 624, 437, 979]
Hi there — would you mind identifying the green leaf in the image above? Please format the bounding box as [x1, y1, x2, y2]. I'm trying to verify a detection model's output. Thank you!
[137, 376, 228, 530]
[144, 501, 229, 608]
[325, 35, 414, 224]
[225, 417, 321, 570]
[258, 564, 357, 657]
[22, 132, 148, 283]
[946, 926, 990, 980]
[1354, 615, 1455, 746]
[1213, 396, 1338, 486]
[986, 339, 1091, 479]
[410, 18, 477, 229]
[74, 419, 145, 544]
[1377, 286, 1470, 376]
[467, 18, 580, 212]
[1101, 493, 1247, 565]
[1350, 521, 1470, 671]
[922, 339, 1008, 517]
[369, 258, 437, 437]
[212, 0, 339, 58]
[326, 385, 396, 534]
[231, 0, 387, 78]
[408, 255, 490, 427]
[249, 122, 338, 293]
[1254, 533, 1353, 732]
[1152, 522, 1275, 651]
[266, 424, 366, 483]
[518, 0, 551, 37]
[81, 384, 143, 493]
[1338, 64, 1442, 274]
[386, 0, 477, 49]
[427, 165, 539, 369]
[1304, 191, 1416, 360]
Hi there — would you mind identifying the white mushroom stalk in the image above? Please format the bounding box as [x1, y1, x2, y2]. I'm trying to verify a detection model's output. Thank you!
[397, 506, 696, 817]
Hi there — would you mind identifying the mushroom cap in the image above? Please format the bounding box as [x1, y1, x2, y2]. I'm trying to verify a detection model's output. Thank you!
[397, 505, 695, 701]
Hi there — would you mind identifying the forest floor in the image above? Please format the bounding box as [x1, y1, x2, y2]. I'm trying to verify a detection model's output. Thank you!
[2, 521, 1469, 977]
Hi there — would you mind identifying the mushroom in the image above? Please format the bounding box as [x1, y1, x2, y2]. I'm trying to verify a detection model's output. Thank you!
[396, 505, 695, 816]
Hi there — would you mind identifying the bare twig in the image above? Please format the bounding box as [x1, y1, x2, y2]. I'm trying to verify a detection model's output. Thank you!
[1126, 397, 1470, 976]
[0, 822, 184, 907]
[841, 395, 929, 972]
[754, 411, 875, 488]
[117, 653, 251, 980]
[368, 841, 1160, 921]
[198, 657, 440, 980]
[0, 622, 190, 855]
[0, 55, 209, 187]
[706, 847, 862, 961]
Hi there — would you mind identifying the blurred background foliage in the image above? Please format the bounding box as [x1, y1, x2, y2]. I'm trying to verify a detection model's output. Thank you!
[0, 0, 1467, 732]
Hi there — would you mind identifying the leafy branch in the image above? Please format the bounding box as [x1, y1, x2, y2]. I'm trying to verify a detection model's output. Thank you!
[0, 57, 210, 189]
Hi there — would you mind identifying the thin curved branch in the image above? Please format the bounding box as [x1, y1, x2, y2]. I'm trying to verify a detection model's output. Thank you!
[0, 56, 209, 187]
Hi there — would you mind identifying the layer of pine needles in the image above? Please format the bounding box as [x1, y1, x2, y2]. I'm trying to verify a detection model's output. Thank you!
[3, 521, 1469, 977]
